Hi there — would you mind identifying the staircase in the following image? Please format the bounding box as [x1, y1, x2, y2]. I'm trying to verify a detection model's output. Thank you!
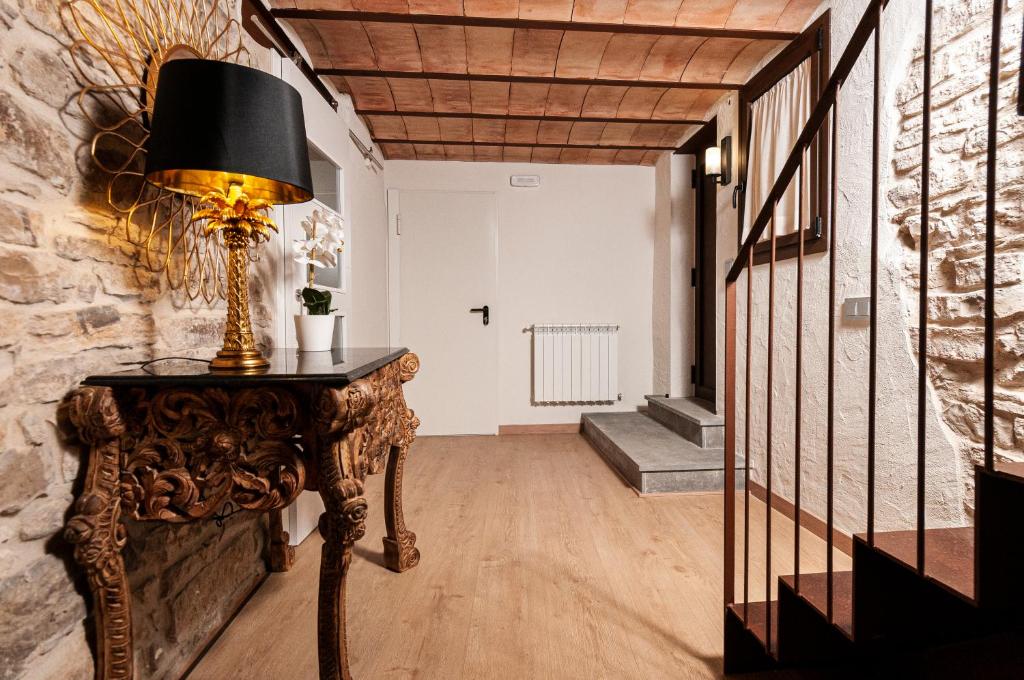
[723, 0, 1024, 675]
[581, 396, 741, 494]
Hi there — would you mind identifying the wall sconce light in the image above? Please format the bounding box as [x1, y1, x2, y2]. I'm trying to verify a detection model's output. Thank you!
[704, 136, 732, 186]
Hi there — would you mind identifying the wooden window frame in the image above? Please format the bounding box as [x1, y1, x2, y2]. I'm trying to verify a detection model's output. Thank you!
[737, 11, 831, 266]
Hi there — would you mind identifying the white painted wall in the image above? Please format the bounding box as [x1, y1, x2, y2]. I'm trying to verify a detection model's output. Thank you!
[386, 162, 657, 428]
[665, 1, 971, 539]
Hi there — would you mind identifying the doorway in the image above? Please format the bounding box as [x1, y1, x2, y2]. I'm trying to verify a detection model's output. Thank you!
[392, 190, 499, 435]
[681, 120, 718, 406]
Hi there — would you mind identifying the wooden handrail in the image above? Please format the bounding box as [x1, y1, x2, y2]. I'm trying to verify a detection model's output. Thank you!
[726, 0, 889, 283]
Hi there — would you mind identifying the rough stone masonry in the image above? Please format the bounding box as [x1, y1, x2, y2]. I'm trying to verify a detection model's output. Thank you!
[890, 0, 1024, 512]
[0, 1, 275, 679]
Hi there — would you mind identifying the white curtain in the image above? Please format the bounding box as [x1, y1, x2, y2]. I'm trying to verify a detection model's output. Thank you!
[743, 59, 814, 243]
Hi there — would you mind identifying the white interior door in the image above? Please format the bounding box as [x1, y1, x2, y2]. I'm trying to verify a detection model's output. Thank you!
[397, 190, 498, 435]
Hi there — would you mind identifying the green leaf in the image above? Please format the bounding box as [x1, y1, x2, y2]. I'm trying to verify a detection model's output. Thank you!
[300, 287, 333, 315]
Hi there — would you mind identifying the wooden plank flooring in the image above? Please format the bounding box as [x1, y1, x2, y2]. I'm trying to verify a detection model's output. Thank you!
[189, 434, 845, 680]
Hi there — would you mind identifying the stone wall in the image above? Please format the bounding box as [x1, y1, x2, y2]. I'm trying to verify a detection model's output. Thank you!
[889, 0, 1024, 511]
[0, 1, 275, 679]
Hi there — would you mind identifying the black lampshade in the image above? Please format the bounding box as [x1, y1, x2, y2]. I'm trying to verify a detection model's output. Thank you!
[144, 59, 313, 204]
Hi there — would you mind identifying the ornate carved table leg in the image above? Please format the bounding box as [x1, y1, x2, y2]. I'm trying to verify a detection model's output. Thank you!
[312, 381, 375, 680]
[268, 509, 295, 572]
[383, 444, 419, 573]
[61, 388, 134, 680]
[384, 352, 422, 573]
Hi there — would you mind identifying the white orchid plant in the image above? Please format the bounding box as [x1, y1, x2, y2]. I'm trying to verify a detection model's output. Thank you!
[293, 207, 345, 314]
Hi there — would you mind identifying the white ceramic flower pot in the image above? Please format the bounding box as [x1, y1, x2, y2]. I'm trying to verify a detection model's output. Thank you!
[294, 314, 335, 352]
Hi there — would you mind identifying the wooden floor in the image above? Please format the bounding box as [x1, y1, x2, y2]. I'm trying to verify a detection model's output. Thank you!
[190, 434, 845, 680]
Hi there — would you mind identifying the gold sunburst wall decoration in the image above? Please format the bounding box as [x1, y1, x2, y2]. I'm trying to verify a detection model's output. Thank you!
[66, 0, 251, 303]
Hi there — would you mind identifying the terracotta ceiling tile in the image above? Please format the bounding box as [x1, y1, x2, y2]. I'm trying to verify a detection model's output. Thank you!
[615, 87, 666, 118]
[682, 37, 751, 82]
[531, 147, 562, 163]
[444, 144, 476, 160]
[466, 27, 514, 75]
[773, 0, 820, 31]
[438, 117, 475, 140]
[543, 84, 589, 115]
[366, 115, 409, 138]
[567, 121, 607, 145]
[472, 118, 508, 142]
[363, 23, 423, 71]
[554, 32, 613, 78]
[518, 0, 573, 21]
[343, 76, 396, 110]
[571, 0, 630, 24]
[295, 0, 355, 8]
[313, 21, 377, 69]
[474, 145, 504, 160]
[504, 119, 540, 143]
[599, 122, 639, 145]
[721, 39, 785, 84]
[683, 89, 725, 118]
[613, 149, 647, 164]
[536, 120, 573, 143]
[403, 116, 443, 139]
[559, 147, 592, 163]
[674, 0, 738, 27]
[470, 81, 511, 113]
[724, 0, 784, 30]
[649, 89, 696, 118]
[629, 122, 670, 145]
[415, 25, 469, 73]
[511, 29, 563, 76]
[640, 150, 662, 165]
[580, 85, 628, 116]
[659, 122, 695, 146]
[409, 0, 465, 13]
[597, 34, 659, 79]
[464, 0, 519, 17]
[414, 143, 447, 159]
[388, 78, 435, 110]
[287, 20, 332, 69]
[508, 83, 551, 115]
[352, 0, 411, 12]
[623, 0, 683, 26]
[587, 148, 619, 164]
[427, 79, 473, 112]
[503, 146, 534, 162]
[639, 36, 704, 81]
[270, 0, 297, 7]
[380, 142, 416, 159]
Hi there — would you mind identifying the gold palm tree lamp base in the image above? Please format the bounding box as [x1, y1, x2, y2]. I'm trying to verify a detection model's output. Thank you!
[191, 184, 277, 374]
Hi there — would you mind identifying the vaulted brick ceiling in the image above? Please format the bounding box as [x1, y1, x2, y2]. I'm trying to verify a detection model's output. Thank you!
[270, 0, 821, 164]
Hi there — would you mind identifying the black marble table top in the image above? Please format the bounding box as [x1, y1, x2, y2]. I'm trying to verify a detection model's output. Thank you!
[82, 347, 409, 388]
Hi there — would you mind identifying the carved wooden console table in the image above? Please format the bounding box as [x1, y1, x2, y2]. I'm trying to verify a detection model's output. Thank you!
[62, 348, 421, 680]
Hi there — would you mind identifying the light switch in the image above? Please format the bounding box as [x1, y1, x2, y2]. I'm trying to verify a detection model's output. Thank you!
[842, 296, 871, 320]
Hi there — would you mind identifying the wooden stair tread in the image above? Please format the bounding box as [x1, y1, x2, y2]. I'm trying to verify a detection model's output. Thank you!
[780, 571, 854, 639]
[728, 600, 779, 656]
[865, 527, 975, 602]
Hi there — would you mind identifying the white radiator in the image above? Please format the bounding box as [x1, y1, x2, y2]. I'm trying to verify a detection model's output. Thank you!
[529, 324, 620, 405]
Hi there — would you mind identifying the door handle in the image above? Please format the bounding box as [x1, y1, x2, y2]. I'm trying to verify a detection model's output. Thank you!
[470, 305, 489, 326]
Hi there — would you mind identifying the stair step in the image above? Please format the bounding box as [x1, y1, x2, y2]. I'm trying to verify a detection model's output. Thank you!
[724, 601, 778, 674]
[580, 411, 742, 494]
[780, 571, 854, 639]
[866, 527, 975, 602]
[645, 396, 723, 448]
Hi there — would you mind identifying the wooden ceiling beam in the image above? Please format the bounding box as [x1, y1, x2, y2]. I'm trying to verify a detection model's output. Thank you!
[271, 9, 800, 41]
[357, 110, 706, 125]
[373, 139, 678, 151]
[325, 69, 736, 90]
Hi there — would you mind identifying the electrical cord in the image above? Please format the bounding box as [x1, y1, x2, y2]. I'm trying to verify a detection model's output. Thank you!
[137, 356, 212, 375]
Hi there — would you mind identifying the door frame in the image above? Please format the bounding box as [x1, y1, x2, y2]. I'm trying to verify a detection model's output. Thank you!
[679, 118, 718, 406]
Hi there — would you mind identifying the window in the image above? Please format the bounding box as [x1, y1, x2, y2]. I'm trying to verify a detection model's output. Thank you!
[738, 11, 830, 265]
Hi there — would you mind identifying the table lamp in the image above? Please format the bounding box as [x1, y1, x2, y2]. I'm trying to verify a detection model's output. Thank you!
[145, 59, 313, 373]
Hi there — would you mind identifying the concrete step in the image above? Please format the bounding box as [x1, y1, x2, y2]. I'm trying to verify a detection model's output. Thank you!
[646, 396, 724, 448]
[581, 411, 743, 494]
